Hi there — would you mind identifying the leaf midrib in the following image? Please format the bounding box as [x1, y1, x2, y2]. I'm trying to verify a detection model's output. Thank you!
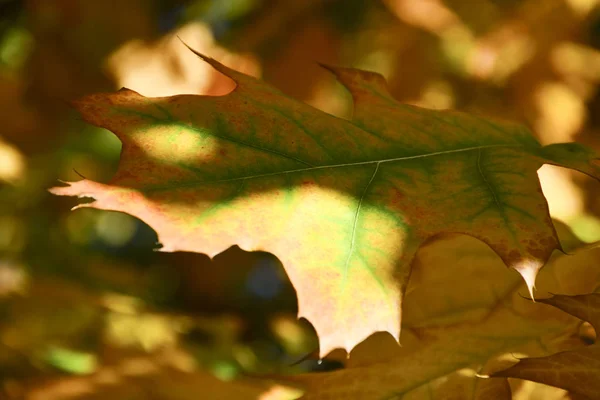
[139, 144, 524, 193]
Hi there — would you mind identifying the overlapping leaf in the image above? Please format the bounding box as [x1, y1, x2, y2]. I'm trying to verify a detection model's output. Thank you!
[277, 236, 600, 399]
[24, 356, 300, 400]
[493, 293, 600, 399]
[50, 49, 600, 356]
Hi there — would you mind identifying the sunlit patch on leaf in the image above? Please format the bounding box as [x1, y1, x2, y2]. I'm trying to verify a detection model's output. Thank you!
[50, 49, 600, 356]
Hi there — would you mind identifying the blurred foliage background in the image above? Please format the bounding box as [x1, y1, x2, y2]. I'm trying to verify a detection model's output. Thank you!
[1, 0, 600, 398]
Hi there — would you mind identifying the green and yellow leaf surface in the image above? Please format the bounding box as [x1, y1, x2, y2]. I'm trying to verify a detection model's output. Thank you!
[50, 50, 600, 356]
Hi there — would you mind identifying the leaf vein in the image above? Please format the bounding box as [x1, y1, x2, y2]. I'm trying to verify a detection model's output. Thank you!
[342, 162, 381, 287]
[143, 144, 521, 192]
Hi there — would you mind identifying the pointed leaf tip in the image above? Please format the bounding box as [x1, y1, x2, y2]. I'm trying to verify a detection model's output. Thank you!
[538, 293, 600, 331]
[177, 39, 243, 84]
[317, 63, 391, 99]
[178, 38, 210, 62]
[513, 259, 541, 301]
[542, 142, 600, 181]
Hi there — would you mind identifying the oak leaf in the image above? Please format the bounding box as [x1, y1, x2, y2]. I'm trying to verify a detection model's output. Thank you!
[277, 236, 600, 399]
[50, 49, 600, 356]
[493, 293, 600, 399]
[24, 356, 300, 400]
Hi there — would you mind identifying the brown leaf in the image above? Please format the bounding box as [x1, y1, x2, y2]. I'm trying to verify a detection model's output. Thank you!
[493, 293, 600, 399]
[273, 236, 597, 399]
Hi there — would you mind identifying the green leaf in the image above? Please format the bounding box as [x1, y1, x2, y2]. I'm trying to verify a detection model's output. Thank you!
[44, 346, 97, 375]
[50, 49, 600, 356]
